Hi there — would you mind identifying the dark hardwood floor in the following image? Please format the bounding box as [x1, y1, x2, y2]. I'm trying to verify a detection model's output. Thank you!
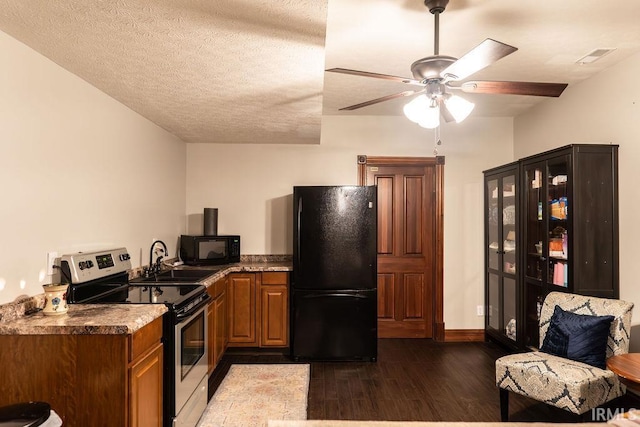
[209, 339, 640, 423]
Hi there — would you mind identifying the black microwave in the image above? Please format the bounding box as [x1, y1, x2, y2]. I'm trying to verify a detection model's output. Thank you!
[179, 235, 241, 266]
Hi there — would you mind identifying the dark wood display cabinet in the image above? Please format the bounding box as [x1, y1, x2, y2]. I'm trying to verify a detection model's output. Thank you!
[521, 144, 619, 349]
[484, 162, 520, 349]
[484, 144, 619, 351]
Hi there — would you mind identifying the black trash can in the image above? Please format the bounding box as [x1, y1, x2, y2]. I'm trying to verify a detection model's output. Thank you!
[0, 402, 51, 427]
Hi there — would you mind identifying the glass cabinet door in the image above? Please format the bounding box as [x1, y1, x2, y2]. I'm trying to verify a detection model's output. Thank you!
[522, 155, 570, 349]
[487, 178, 499, 271]
[546, 156, 569, 289]
[485, 170, 518, 343]
[486, 178, 500, 333]
[501, 173, 517, 342]
[524, 163, 545, 282]
[502, 174, 517, 277]
[523, 158, 569, 287]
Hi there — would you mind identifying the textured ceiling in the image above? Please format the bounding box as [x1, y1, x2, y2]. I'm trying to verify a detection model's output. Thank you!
[1, 0, 640, 144]
[0, 0, 327, 144]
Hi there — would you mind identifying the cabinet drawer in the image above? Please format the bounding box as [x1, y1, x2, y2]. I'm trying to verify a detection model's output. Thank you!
[261, 272, 288, 285]
[207, 277, 226, 299]
[130, 316, 163, 362]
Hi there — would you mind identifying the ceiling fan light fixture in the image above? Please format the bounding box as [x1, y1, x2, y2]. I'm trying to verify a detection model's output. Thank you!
[403, 95, 431, 123]
[444, 94, 475, 123]
[418, 98, 440, 129]
[417, 104, 440, 129]
[404, 95, 440, 129]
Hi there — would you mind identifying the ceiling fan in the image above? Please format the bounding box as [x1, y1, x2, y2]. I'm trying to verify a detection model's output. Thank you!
[326, 0, 568, 128]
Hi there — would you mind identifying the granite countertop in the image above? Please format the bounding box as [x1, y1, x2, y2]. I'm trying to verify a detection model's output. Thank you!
[187, 260, 292, 287]
[0, 304, 167, 335]
[0, 258, 291, 335]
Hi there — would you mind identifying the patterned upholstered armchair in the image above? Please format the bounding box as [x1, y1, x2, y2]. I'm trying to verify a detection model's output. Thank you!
[496, 292, 634, 421]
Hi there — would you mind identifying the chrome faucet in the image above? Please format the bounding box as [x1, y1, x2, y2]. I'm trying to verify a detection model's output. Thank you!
[144, 240, 168, 277]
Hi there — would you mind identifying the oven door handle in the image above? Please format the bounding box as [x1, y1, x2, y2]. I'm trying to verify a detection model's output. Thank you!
[175, 294, 211, 323]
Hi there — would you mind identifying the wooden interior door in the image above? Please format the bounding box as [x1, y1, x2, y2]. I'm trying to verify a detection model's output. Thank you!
[358, 156, 444, 339]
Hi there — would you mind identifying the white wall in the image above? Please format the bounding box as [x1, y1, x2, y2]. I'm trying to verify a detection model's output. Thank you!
[187, 115, 514, 329]
[514, 52, 640, 348]
[0, 31, 187, 304]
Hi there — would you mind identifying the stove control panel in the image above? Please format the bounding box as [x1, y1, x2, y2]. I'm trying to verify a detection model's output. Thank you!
[60, 247, 132, 284]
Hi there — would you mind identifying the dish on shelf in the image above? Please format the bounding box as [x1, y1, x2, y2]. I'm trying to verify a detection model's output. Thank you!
[551, 175, 567, 185]
[503, 205, 516, 225]
[503, 240, 516, 252]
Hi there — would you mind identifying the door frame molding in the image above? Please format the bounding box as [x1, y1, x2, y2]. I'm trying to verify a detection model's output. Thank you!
[357, 155, 445, 341]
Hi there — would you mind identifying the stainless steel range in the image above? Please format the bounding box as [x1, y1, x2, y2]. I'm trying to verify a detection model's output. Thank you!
[60, 247, 210, 427]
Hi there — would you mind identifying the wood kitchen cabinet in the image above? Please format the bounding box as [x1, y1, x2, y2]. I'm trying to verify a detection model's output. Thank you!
[0, 315, 164, 427]
[207, 277, 227, 374]
[260, 272, 289, 347]
[130, 338, 163, 427]
[227, 273, 257, 345]
[227, 272, 289, 348]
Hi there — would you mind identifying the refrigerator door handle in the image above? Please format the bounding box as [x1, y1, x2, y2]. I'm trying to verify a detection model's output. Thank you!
[302, 293, 369, 299]
[297, 196, 302, 271]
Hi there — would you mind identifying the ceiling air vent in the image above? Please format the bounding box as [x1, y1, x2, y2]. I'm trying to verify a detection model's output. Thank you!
[575, 48, 616, 64]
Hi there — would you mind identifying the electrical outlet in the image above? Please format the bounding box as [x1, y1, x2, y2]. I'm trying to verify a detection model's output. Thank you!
[476, 305, 484, 316]
[46, 251, 58, 276]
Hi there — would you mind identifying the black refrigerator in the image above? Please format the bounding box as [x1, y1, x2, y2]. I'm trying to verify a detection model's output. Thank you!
[291, 185, 377, 361]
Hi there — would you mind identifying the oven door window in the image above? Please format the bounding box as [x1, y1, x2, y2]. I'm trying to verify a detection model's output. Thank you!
[181, 311, 205, 379]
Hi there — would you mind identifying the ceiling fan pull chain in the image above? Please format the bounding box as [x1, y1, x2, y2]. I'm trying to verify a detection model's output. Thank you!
[433, 124, 442, 156]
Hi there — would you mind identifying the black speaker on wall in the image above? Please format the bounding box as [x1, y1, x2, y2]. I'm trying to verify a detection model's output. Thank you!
[204, 208, 218, 236]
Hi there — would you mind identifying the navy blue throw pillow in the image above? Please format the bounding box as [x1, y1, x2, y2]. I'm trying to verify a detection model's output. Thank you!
[540, 305, 614, 369]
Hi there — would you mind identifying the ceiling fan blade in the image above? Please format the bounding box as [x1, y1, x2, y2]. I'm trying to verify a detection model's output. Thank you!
[459, 81, 568, 97]
[338, 90, 424, 111]
[441, 39, 518, 81]
[326, 68, 424, 86]
[438, 99, 455, 123]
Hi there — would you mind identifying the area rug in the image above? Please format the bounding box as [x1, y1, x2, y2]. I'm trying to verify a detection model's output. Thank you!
[267, 422, 595, 427]
[197, 364, 310, 427]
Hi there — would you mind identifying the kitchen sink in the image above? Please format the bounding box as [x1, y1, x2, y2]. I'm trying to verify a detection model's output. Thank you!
[130, 268, 221, 284]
